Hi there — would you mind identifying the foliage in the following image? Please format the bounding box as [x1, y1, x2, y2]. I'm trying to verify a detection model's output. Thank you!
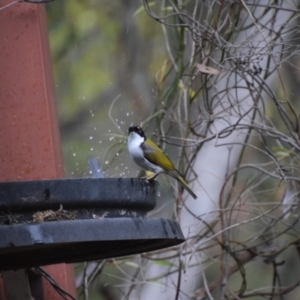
[47, 0, 300, 299]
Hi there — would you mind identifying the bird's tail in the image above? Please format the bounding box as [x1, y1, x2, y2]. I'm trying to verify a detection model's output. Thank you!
[169, 171, 197, 199]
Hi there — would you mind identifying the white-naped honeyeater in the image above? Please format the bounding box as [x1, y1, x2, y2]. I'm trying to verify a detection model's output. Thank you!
[127, 125, 197, 199]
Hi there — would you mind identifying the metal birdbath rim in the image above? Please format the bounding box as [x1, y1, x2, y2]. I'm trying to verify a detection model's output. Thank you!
[0, 177, 185, 270]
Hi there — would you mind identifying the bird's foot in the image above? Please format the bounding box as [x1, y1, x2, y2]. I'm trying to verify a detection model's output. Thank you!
[141, 175, 156, 183]
[141, 176, 149, 183]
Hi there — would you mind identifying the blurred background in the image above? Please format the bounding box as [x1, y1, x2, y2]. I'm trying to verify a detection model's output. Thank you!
[47, 0, 163, 179]
[45, 1, 300, 299]
[47, 2, 178, 298]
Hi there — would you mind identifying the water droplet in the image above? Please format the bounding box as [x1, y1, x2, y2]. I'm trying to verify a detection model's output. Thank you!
[91, 148, 94, 151]
[109, 136, 115, 141]
[105, 160, 109, 164]
[126, 112, 129, 116]
[73, 153, 76, 157]
[89, 136, 93, 140]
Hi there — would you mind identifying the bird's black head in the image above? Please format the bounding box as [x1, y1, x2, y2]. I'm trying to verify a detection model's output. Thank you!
[128, 125, 146, 139]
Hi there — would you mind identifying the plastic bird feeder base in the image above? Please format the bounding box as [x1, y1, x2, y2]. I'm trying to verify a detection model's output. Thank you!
[0, 218, 183, 271]
[0, 178, 184, 271]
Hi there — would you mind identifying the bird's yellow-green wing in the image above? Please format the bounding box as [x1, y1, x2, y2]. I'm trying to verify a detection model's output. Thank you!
[169, 171, 197, 199]
[141, 138, 175, 171]
[142, 138, 198, 199]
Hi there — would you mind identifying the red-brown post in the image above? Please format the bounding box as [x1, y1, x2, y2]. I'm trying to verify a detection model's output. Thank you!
[0, 0, 77, 298]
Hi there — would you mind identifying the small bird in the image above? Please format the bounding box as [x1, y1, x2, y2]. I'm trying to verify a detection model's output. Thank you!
[127, 125, 197, 199]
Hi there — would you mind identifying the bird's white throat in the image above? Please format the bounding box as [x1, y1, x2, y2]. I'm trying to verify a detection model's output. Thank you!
[127, 131, 144, 158]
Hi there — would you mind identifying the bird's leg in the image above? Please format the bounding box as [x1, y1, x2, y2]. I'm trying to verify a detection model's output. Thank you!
[141, 176, 149, 183]
[141, 173, 160, 183]
[141, 172, 161, 182]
